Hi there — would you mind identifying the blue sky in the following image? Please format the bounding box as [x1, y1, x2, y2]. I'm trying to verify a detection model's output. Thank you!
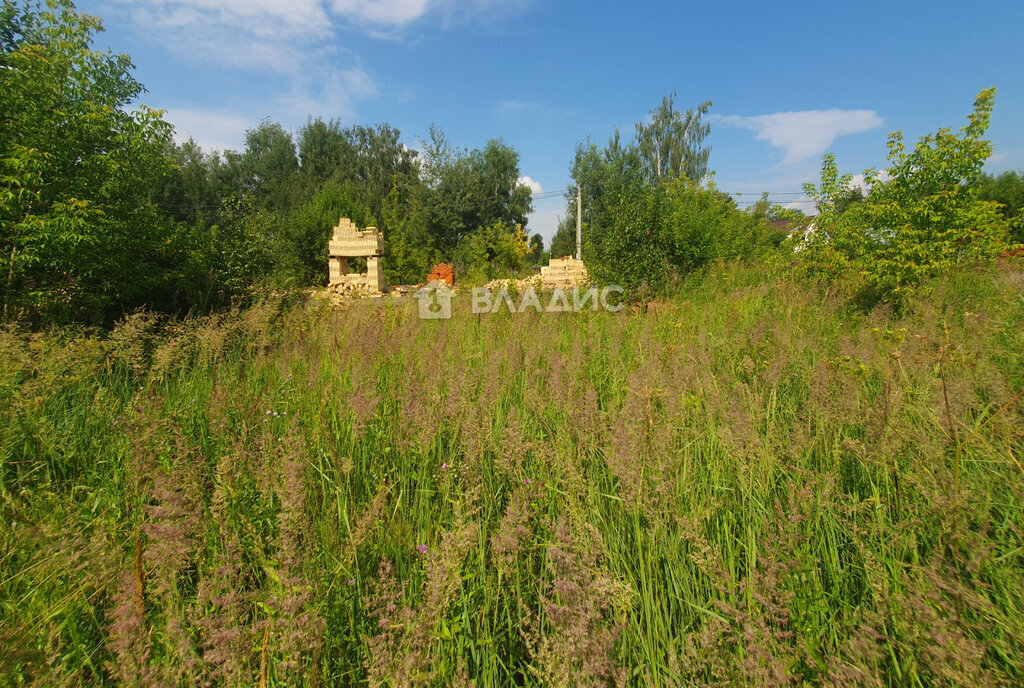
[81, 0, 1024, 243]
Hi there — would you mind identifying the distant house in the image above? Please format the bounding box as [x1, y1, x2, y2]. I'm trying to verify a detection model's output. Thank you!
[767, 219, 803, 234]
[765, 217, 815, 250]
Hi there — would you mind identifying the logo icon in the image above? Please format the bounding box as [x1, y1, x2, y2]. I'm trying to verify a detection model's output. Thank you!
[414, 284, 454, 319]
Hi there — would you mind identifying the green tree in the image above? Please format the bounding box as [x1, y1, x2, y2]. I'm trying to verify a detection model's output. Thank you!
[803, 88, 1010, 306]
[527, 233, 544, 264]
[475, 139, 533, 229]
[297, 119, 419, 217]
[975, 170, 1024, 243]
[549, 215, 576, 259]
[1, 0, 175, 322]
[348, 123, 419, 221]
[587, 177, 667, 295]
[661, 178, 771, 274]
[208, 197, 276, 296]
[635, 92, 712, 183]
[158, 138, 223, 228]
[297, 117, 352, 188]
[585, 175, 774, 297]
[421, 127, 533, 256]
[746, 192, 808, 224]
[381, 182, 436, 284]
[802, 153, 853, 222]
[454, 220, 530, 281]
[240, 119, 299, 212]
[566, 132, 644, 259]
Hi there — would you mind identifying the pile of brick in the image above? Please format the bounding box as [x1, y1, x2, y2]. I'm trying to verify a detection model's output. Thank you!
[327, 280, 383, 299]
[540, 256, 589, 289]
[426, 262, 455, 287]
[483, 275, 542, 292]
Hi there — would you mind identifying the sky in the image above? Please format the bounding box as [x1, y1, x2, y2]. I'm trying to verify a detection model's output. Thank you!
[80, 0, 1024, 244]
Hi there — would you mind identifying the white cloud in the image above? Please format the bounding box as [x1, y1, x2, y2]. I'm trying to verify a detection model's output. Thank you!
[278, 65, 380, 122]
[780, 195, 815, 213]
[518, 175, 543, 194]
[163, 108, 255, 152]
[128, 1, 332, 74]
[130, 0, 331, 43]
[848, 169, 891, 192]
[713, 109, 883, 164]
[119, 0, 534, 136]
[121, 1, 382, 137]
[127, 0, 528, 43]
[331, 0, 433, 25]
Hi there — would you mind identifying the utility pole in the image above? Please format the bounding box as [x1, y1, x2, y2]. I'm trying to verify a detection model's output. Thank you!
[576, 183, 582, 260]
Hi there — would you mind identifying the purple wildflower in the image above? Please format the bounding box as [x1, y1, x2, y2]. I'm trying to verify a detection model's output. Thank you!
[416, 544, 428, 555]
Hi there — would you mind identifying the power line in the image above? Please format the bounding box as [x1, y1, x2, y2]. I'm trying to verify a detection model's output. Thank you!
[728, 191, 807, 196]
[733, 199, 816, 205]
[531, 189, 812, 199]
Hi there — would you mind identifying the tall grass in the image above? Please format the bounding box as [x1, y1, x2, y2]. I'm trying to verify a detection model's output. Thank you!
[1, 262, 1023, 686]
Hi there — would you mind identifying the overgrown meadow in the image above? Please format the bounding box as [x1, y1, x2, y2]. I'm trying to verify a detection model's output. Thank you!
[2, 262, 1023, 686]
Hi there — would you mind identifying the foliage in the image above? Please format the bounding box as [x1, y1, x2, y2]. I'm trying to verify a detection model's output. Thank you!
[207, 198, 276, 297]
[549, 215, 576, 259]
[746, 192, 807, 225]
[574, 133, 775, 297]
[660, 178, 774, 273]
[421, 126, 534, 254]
[1, 0, 175, 322]
[0, 1, 547, 319]
[239, 120, 300, 213]
[586, 174, 667, 295]
[975, 169, 1024, 243]
[296, 119, 419, 221]
[527, 232, 544, 264]
[802, 153, 854, 226]
[567, 95, 737, 296]
[568, 131, 644, 246]
[380, 182, 437, 285]
[453, 219, 531, 281]
[800, 89, 1011, 308]
[635, 92, 712, 183]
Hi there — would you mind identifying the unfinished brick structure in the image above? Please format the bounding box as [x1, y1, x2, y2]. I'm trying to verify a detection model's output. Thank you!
[327, 218, 386, 294]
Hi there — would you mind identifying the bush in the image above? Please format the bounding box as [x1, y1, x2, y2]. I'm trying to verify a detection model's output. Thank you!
[800, 88, 1011, 309]
[587, 176, 776, 298]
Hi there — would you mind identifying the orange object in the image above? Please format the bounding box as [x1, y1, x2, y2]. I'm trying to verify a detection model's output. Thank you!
[427, 262, 455, 286]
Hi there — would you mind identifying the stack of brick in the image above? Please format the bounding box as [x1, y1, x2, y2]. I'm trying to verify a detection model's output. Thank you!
[540, 256, 589, 289]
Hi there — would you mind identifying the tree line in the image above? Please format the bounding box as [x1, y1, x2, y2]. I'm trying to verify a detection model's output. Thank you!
[1, 0, 543, 324]
[550, 87, 1022, 306]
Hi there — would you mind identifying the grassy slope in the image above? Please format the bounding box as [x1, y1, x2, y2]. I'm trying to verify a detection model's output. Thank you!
[1, 262, 1023, 686]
